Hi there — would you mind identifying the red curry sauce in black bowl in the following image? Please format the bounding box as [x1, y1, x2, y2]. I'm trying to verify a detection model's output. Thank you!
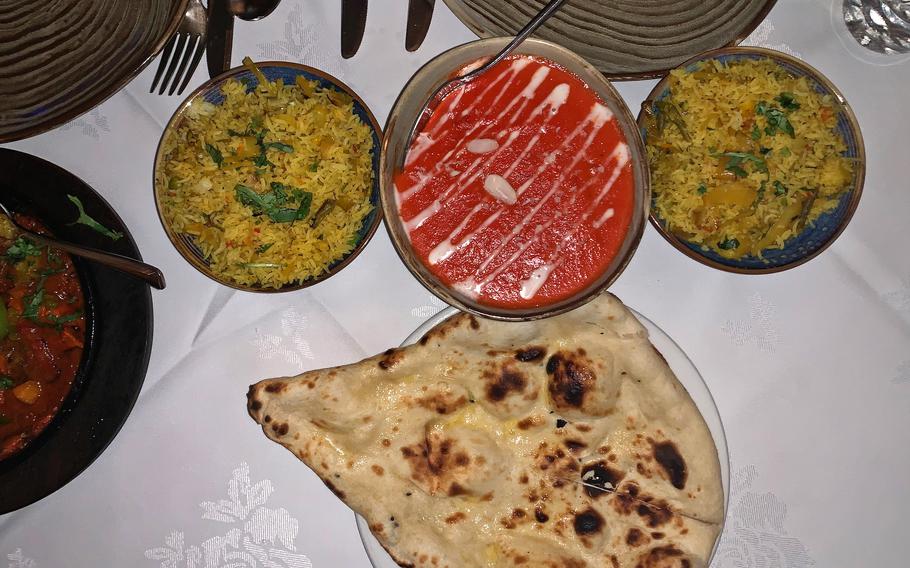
[0, 215, 89, 460]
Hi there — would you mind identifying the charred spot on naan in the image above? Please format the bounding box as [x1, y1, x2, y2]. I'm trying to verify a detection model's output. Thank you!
[515, 346, 547, 362]
[484, 364, 528, 402]
[535, 441, 581, 477]
[634, 545, 693, 568]
[378, 348, 405, 370]
[609, 482, 675, 528]
[411, 382, 470, 415]
[651, 439, 688, 490]
[401, 427, 504, 497]
[580, 461, 626, 498]
[546, 349, 619, 419]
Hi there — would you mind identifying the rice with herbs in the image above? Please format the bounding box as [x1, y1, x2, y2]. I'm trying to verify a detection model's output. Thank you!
[645, 58, 854, 259]
[158, 68, 374, 288]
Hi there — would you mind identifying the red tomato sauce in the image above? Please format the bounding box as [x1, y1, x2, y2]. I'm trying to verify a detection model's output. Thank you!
[0, 216, 85, 460]
[395, 55, 635, 309]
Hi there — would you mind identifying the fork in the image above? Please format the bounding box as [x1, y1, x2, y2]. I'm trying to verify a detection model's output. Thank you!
[150, 0, 208, 96]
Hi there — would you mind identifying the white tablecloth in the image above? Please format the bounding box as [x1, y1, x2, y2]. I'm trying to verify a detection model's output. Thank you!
[2, 1, 908, 566]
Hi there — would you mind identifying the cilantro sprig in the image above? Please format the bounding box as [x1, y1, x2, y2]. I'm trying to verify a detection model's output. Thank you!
[234, 183, 313, 224]
[67, 195, 123, 241]
[4, 237, 41, 263]
[711, 151, 768, 179]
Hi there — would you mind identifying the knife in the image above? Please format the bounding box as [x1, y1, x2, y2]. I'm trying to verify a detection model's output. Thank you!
[406, 0, 435, 52]
[207, 0, 234, 77]
[341, 0, 368, 59]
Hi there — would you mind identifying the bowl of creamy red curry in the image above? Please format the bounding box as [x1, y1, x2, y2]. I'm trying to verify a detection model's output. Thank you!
[380, 38, 649, 320]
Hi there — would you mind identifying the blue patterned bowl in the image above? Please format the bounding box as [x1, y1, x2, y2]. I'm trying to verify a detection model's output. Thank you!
[154, 61, 382, 291]
[638, 47, 865, 274]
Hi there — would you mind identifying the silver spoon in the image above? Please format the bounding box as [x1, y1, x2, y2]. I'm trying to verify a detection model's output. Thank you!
[229, 0, 281, 20]
[0, 202, 166, 290]
[409, 0, 568, 141]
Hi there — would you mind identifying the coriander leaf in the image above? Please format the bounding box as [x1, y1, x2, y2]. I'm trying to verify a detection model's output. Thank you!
[756, 100, 768, 116]
[757, 180, 767, 203]
[266, 209, 300, 223]
[252, 153, 273, 168]
[712, 151, 767, 178]
[4, 237, 42, 263]
[235, 185, 266, 211]
[653, 99, 691, 141]
[717, 237, 740, 250]
[205, 143, 224, 167]
[751, 123, 761, 141]
[773, 180, 789, 196]
[309, 160, 319, 172]
[265, 142, 294, 153]
[779, 147, 792, 157]
[23, 275, 47, 320]
[775, 92, 800, 110]
[295, 192, 313, 220]
[255, 243, 274, 254]
[66, 195, 124, 241]
[763, 108, 795, 138]
[697, 183, 708, 195]
[727, 164, 748, 178]
[0, 377, 12, 390]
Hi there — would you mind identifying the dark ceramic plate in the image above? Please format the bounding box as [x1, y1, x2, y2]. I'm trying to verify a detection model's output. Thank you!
[0, 148, 153, 514]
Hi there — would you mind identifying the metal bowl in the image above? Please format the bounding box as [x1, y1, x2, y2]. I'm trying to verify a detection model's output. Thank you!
[638, 46, 866, 274]
[153, 61, 383, 293]
[380, 38, 650, 321]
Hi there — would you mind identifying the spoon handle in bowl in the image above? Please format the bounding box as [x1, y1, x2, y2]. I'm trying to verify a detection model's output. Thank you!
[27, 232, 167, 290]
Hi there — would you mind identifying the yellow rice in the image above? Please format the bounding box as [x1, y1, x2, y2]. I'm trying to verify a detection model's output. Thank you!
[159, 72, 374, 288]
[646, 58, 854, 259]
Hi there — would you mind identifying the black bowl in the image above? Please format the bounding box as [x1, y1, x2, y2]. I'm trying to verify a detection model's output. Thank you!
[0, 148, 154, 514]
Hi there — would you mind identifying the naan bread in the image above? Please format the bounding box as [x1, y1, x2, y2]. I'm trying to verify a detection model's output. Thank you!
[247, 294, 724, 567]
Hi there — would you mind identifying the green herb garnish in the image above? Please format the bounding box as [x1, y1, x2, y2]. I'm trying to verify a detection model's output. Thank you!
[751, 124, 761, 141]
[717, 237, 740, 250]
[712, 151, 768, 178]
[773, 181, 789, 196]
[696, 183, 708, 195]
[763, 108, 795, 138]
[653, 100, 691, 142]
[66, 195, 124, 241]
[23, 275, 47, 320]
[779, 147, 791, 157]
[775, 92, 800, 111]
[309, 160, 319, 172]
[756, 100, 769, 116]
[265, 142, 294, 153]
[0, 377, 13, 390]
[255, 243, 274, 254]
[235, 184, 313, 224]
[205, 143, 224, 167]
[4, 237, 41, 263]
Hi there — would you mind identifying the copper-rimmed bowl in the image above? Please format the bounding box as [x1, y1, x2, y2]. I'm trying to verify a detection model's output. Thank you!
[381, 38, 650, 321]
[638, 47, 866, 274]
[153, 61, 382, 292]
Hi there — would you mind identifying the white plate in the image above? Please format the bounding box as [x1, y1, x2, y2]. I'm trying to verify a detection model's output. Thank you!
[356, 305, 730, 567]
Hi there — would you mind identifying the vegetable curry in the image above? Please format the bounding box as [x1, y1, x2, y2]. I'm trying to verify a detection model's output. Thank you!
[0, 215, 85, 460]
